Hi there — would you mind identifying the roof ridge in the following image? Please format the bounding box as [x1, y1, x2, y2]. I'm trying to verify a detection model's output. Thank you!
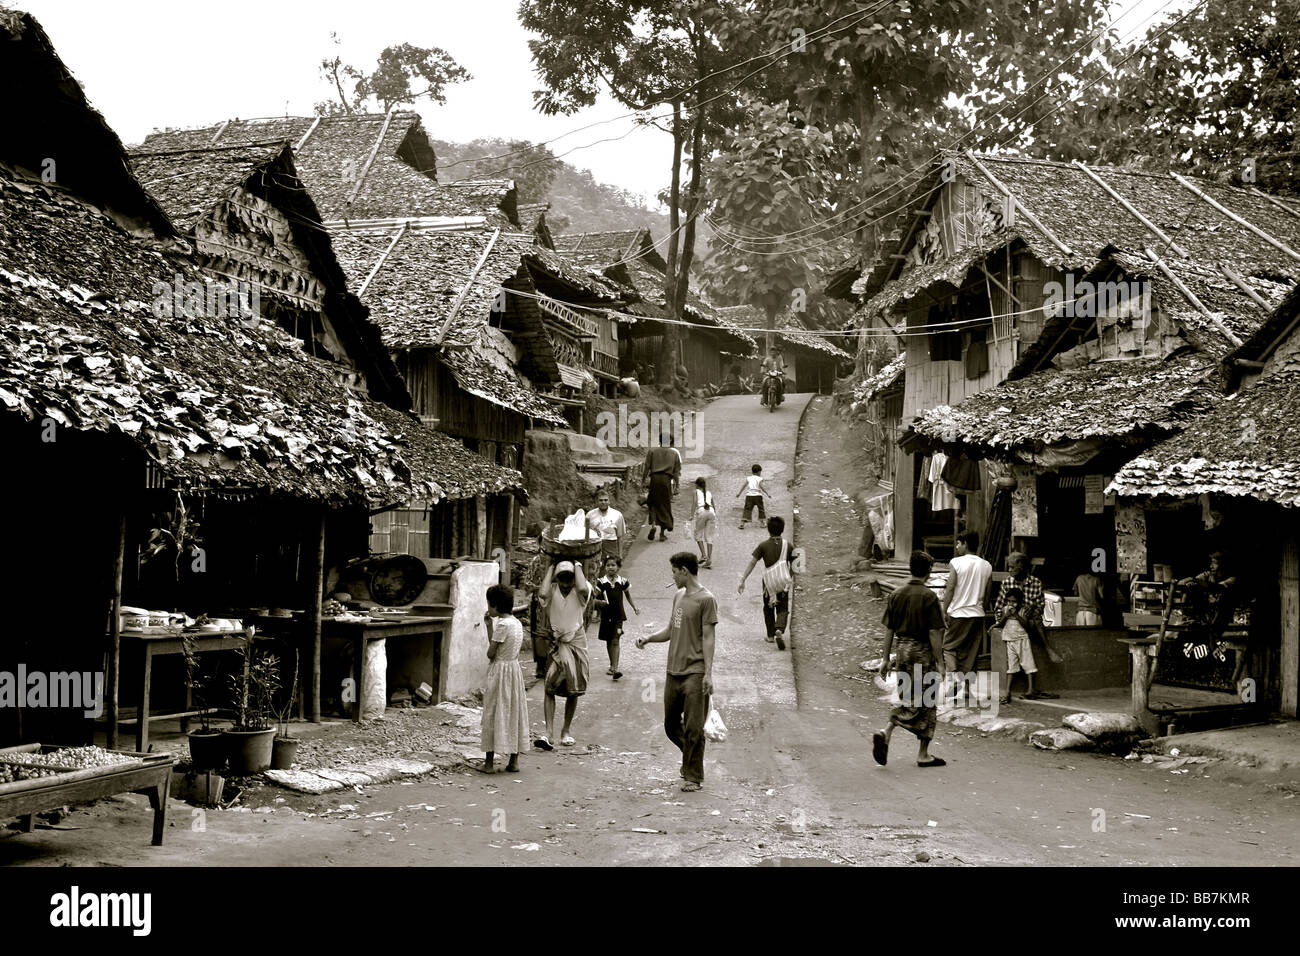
[129, 140, 290, 158]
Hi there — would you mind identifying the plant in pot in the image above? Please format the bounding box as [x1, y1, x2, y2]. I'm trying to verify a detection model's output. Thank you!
[181, 633, 226, 772]
[271, 650, 300, 771]
[224, 637, 280, 775]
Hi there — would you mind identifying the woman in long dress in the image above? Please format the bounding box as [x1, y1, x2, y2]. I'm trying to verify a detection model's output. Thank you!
[476, 584, 529, 773]
[642, 435, 681, 540]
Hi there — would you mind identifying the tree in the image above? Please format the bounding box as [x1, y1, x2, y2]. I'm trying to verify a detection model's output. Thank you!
[519, 0, 741, 385]
[1035, 0, 1300, 196]
[315, 34, 471, 115]
[704, 100, 844, 348]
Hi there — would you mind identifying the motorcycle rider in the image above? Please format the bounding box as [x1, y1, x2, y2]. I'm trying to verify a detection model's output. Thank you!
[760, 346, 786, 406]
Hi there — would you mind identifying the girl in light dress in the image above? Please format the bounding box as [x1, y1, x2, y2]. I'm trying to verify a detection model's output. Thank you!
[476, 584, 529, 773]
[693, 476, 717, 569]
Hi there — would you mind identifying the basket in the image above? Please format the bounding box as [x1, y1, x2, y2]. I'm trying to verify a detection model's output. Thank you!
[540, 525, 604, 560]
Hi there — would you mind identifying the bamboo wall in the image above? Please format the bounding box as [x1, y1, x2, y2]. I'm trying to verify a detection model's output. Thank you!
[397, 351, 528, 447]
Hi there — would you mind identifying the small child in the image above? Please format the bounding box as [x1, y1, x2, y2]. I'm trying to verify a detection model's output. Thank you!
[592, 555, 639, 680]
[735, 463, 771, 529]
[693, 477, 717, 568]
[997, 586, 1038, 704]
[476, 584, 528, 773]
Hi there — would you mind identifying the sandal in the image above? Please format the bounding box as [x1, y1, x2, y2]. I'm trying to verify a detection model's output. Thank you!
[775, 635, 786, 651]
[917, 757, 947, 768]
[466, 759, 496, 774]
[765, 635, 776, 643]
[680, 781, 703, 792]
[533, 736, 554, 751]
[872, 731, 888, 766]
[560, 735, 576, 746]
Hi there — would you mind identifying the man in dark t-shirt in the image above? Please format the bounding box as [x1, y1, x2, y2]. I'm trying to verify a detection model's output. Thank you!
[737, 516, 798, 650]
[873, 550, 947, 769]
[638, 551, 718, 791]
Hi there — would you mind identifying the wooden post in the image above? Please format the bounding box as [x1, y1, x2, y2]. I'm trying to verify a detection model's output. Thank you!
[106, 511, 126, 751]
[306, 509, 327, 723]
[1281, 526, 1299, 717]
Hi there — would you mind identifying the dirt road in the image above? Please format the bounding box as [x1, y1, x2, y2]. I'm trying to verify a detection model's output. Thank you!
[4, 393, 1297, 866]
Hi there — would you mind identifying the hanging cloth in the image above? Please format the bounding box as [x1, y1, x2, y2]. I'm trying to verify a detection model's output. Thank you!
[929, 452, 958, 511]
[916, 455, 933, 502]
[942, 455, 983, 494]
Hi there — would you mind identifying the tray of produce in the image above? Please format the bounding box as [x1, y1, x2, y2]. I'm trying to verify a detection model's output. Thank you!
[0, 744, 169, 795]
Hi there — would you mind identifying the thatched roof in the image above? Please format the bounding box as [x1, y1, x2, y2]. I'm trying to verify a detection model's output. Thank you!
[1108, 286, 1300, 506]
[129, 141, 412, 409]
[140, 113, 517, 226]
[329, 224, 567, 425]
[0, 9, 174, 237]
[852, 352, 906, 408]
[553, 229, 757, 352]
[710, 305, 852, 359]
[0, 164, 524, 503]
[905, 352, 1223, 460]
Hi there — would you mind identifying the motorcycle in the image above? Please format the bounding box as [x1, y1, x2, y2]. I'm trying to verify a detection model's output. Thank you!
[761, 369, 785, 412]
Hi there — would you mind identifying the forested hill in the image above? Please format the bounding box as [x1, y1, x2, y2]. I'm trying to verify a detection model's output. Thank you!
[429, 137, 669, 237]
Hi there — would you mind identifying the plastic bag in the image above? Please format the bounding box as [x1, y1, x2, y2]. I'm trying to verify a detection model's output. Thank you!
[704, 707, 727, 742]
[557, 509, 589, 542]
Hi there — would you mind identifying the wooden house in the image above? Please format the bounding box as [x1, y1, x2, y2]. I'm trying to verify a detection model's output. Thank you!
[710, 305, 853, 393]
[829, 153, 1300, 574]
[1109, 285, 1300, 720]
[553, 229, 757, 384]
[0, 9, 528, 740]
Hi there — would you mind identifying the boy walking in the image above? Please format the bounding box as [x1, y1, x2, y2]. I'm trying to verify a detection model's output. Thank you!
[941, 530, 992, 704]
[874, 550, 947, 768]
[735, 464, 771, 529]
[737, 516, 797, 651]
[636, 552, 718, 792]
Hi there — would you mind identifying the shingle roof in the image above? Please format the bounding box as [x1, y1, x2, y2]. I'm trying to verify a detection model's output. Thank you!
[1108, 286, 1300, 506]
[139, 113, 516, 226]
[0, 164, 524, 503]
[711, 305, 852, 359]
[906, 351, 1223, 457]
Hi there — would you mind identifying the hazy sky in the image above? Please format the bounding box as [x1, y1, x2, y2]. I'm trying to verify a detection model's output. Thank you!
[21, 0, 1187, 207]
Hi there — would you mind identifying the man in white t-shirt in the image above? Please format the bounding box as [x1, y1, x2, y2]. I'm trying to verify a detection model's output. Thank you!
[585, 489, 626, 561]
[941, 530, 992, 703]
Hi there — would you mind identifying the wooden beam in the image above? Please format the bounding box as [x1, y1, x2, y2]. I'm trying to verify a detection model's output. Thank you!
[357, 222, 408, 298]
[1217, 260, 1272, 311]
[295, 116, 322, 152]
[1144, 245, 1243, 347]
[1074, 161, 1190, 258]
[435, 228, 502, 346]
[305, 510, 326, 723]
[978, 261, 1021, 309]
[105, 511, 126, 751]
[965, 151, 1073, 258]
[209, 119, 230, 146]
[347, 105, 397, 207]
[1251, 187, 1300, 221]
[1171, 173, 1300, 262]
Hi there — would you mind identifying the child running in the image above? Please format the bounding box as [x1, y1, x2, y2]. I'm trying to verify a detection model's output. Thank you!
[474, 584, 528, 774]
[592, 555, 638, 680]
[735, 464, 771, 529]
[693, 476, 717, 569]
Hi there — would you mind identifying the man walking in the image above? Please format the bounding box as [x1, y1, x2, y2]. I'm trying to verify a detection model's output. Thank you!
[643, 435, 681, 541]
[874, 550, 947, 768]
[737, 516, 796, 650]
[636, 552, 717, 792]
[585, 489, 626, 562]
[941, 530, 992, 704]
[535, 560, 592, 749]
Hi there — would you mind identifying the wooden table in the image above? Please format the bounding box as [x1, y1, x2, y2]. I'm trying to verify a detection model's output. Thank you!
[322, 617, 448, 722]
[0, 745, 175, 846]
[119, 629, 253, 753]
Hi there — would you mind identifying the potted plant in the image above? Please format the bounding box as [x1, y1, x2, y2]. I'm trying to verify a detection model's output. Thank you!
[223, 636, 280, 775]
[271, 650, 300, 770]
[181, 633, 226, 772]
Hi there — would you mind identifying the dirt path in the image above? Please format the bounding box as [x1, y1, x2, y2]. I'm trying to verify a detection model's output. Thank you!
[4, 393, 1297, 866]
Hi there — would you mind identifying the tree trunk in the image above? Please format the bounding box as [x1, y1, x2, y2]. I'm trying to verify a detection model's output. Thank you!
[765, 301, 778, 356]
[659, 103, 685, 386]
[665, 104, 707, 385]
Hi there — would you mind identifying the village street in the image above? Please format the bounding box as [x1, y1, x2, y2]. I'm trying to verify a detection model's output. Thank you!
[4, 393, 1297, 867]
